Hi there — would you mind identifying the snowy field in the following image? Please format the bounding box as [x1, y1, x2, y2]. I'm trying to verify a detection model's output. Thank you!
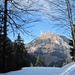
[0, 62, 75, 75]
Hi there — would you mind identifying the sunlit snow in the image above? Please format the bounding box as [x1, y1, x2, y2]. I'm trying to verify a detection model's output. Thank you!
[0, 62, 75, 75]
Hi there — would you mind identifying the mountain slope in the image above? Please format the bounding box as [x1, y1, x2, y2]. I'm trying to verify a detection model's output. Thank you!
[26, 31, 71, 66]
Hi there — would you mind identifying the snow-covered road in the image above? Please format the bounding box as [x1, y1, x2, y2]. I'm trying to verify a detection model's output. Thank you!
[0, 62, 75, 75]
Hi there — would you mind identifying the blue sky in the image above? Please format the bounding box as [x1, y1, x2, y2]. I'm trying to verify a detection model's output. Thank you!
[7, 0, 74, 44]
[8, 19, 71, 44]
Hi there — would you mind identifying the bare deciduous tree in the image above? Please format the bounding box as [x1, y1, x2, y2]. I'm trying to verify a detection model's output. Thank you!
[0, 0, 39, 72]
[39, 0, 75, 61]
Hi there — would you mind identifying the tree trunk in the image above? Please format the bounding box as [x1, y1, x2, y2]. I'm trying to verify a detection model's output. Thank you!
[66, 0, 75, 61]
[2, 0, 7, 72]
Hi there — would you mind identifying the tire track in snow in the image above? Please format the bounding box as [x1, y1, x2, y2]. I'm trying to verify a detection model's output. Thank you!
[59, 63, 75, 75]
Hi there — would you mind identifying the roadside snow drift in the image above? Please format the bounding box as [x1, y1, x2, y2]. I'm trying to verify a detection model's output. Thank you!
[0, 62, 75, 75]
[59, 62, 75, 75]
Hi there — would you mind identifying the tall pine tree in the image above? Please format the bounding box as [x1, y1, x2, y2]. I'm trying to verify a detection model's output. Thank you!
[13, 33, 30, 70]
[35, 55, 43, 67]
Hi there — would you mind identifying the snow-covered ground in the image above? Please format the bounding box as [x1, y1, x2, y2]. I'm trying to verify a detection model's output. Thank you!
[0, 62, 75, 75]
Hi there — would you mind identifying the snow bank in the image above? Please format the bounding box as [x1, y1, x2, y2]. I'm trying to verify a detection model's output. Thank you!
[59, 62, 75, 75]
[0, 62, 75, 75]
[0, 67, 60, 75]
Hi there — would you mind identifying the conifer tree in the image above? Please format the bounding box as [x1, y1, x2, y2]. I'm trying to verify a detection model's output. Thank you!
[14, 33, 30, 69]
[35, 55, 43, 66]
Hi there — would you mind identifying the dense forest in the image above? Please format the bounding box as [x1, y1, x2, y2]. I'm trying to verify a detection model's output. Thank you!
[0, 34, 30, 72]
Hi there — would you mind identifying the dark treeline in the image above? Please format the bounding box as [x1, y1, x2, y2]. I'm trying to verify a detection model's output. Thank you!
[0, 33, 36, 73]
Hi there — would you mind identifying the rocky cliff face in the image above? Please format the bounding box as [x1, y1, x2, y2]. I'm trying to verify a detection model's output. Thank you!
[26, 31, 71, 67]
